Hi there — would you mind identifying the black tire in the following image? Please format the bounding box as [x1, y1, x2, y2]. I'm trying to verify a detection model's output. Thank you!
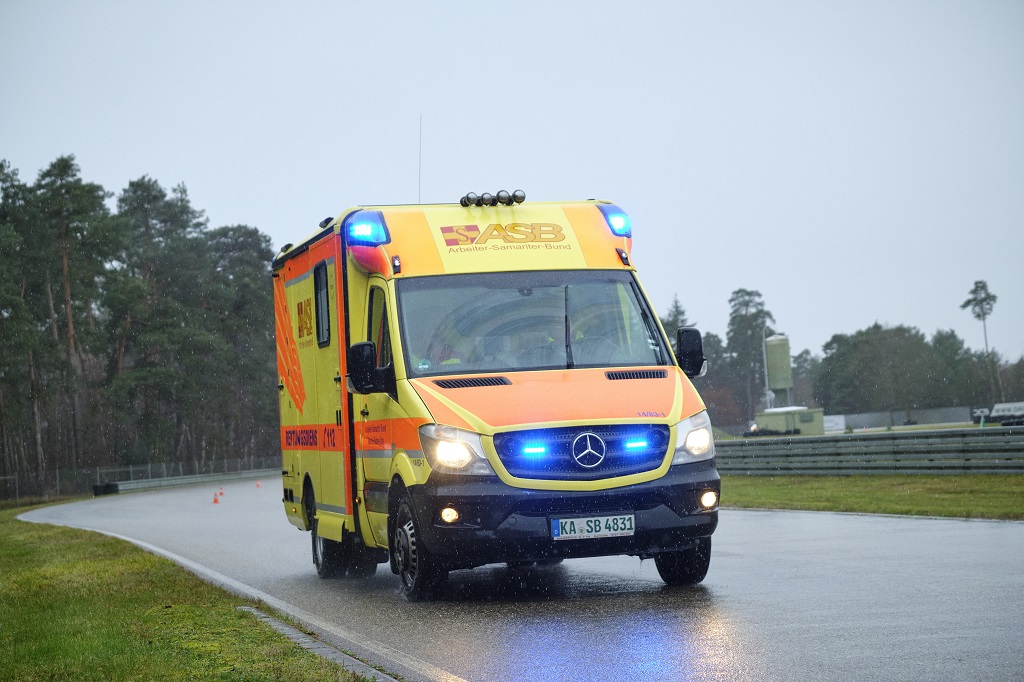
[306, 487, 350, 578]
[392, 495, 447, 600]
[655, 537, 711, 586]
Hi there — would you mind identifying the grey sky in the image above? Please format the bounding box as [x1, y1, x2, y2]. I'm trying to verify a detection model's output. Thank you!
[2, 1, 1022, 362]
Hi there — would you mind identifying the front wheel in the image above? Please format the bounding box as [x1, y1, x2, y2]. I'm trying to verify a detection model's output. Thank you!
[392, 496, 447, 600]
[655, 537, 711, 586]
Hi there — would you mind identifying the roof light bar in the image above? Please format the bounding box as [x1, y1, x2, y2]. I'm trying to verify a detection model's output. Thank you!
[460, 190, 526, 207]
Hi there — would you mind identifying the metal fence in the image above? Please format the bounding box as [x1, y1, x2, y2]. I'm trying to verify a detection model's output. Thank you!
[840, 407, 973, 430]
[0, 456, 281, 502]
[716, 426, 1024, 475]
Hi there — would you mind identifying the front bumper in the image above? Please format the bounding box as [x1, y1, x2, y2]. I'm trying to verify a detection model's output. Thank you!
[407, 460, 719, 570]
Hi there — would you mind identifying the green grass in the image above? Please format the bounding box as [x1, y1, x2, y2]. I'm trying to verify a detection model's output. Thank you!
[721, 474, 1024, 520]
[1, 506, 373, 682]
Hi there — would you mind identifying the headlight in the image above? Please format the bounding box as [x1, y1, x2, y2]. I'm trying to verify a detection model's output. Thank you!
[419, 424, 495, 476]
[671, 410, 716, 464]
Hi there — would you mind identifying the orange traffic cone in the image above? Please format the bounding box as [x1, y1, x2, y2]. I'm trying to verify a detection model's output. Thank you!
[256, 480, 262, 488]
[213, 493, 219, 504]
[219, 487, 224, 496]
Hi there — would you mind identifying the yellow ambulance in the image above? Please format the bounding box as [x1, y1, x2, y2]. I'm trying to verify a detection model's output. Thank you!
[274, 191, 719, 600]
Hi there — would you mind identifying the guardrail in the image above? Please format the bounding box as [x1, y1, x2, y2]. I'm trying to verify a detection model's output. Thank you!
[1, 456, 281, 501]
[715, 427, 1024, 475]
[95, 468, 280, 495]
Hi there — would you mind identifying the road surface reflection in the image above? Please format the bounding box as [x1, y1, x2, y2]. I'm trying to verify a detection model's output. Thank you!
[398, 561, 767, 681]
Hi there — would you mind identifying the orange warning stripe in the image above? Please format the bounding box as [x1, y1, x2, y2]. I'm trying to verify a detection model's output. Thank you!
[274, 275, 306, 413]
[280, 424, 345, 452]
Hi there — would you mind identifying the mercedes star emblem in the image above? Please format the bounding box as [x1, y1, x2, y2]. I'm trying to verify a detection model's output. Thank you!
[571, 432, 606, 468]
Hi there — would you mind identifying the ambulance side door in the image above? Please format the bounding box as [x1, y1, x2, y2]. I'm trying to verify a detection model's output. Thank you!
[311, 255, 350, 533]
[355, 282, 399, 547]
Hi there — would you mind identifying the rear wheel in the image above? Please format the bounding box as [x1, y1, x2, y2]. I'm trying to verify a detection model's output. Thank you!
[392, 495, 447, 600]
[655, 537, 711, 586]
[306, 486, 350, 578]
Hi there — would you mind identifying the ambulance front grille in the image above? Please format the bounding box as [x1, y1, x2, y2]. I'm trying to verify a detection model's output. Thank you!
[492, 424, 670, 481]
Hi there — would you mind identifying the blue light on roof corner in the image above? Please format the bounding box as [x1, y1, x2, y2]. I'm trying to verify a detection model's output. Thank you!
[596, 203, 632, 237]
[342, 210, 390, 246]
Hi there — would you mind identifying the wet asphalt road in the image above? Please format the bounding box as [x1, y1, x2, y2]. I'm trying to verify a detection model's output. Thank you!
[22, 479, 1024, 681]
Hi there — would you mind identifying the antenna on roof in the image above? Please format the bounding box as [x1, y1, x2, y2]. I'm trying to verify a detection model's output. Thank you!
[418, 114, 423, 204]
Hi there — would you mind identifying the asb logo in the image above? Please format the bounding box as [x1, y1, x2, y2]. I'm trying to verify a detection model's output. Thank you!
[296, 299, 314, 338]
[441, 223, 566, 246]
[440, 225, 481, 246]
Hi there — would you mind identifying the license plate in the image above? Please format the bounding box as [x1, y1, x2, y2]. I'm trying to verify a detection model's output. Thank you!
[551, 514, 635, 541]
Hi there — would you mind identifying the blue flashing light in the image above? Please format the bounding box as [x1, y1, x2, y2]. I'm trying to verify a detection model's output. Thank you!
[522, 445, 547, 457]
[350, 222, 375, 238]
[625, 440, 648, 450]
[341, 210, 390, 246]
[596, 203, 632, 238]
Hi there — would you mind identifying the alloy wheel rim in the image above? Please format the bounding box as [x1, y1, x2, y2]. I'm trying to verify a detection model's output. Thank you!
[396, 519, 417, 587]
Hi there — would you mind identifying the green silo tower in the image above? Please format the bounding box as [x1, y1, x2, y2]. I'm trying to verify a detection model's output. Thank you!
[765, 334, 793, 406]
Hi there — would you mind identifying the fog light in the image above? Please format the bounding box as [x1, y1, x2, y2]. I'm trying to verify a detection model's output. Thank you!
[700, 491, 718, 509]
[440, 507, 460, 524]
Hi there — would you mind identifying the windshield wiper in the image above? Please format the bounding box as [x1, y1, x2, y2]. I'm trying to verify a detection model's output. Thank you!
[631, 280, 666, 365]
[564, 285, 575, 369]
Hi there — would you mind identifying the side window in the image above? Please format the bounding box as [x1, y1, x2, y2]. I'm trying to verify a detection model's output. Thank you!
[368, 286, 393, 368]
[314, 262, 330, 348]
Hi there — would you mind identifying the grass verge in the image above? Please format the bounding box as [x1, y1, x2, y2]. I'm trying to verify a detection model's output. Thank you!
[720, 474, 1024, 520]
[1, 506, 373, 682]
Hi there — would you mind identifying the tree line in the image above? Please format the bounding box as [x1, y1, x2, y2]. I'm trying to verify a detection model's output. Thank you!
[1, 156, 276, 492]
[2, 155, 1019, 493]
[660, 288, 1024, 426]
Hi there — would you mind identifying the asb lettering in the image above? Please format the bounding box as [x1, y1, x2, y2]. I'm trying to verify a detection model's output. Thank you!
[440, 223, 566, 246]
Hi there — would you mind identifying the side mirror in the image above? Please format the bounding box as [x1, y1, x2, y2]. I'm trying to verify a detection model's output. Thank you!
[347, 342, 378, 394]
[676, 327, 708, 378]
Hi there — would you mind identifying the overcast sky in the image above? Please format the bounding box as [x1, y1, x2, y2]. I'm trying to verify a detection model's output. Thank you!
[2, 1, 1022, 361]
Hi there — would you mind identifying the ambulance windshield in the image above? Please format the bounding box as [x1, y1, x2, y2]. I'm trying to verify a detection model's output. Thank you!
[396, 270, 670, 377]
